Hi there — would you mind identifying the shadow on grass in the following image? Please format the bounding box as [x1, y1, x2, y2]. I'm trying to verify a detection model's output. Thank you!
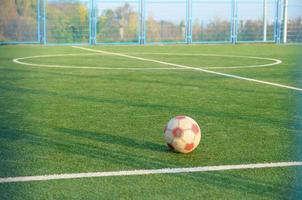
[55, 127, 168, 153]
[0, 127, 173, 172]
[179, 171, 302, 199]
[0, 84, 293, 128]
[1, 126, 301, 199]
[0, 85, 174, 111]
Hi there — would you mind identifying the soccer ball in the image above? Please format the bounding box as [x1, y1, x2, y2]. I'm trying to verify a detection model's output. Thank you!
[164, 116, 201, 153]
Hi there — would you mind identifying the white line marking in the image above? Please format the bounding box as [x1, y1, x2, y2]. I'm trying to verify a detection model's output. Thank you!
[1, 162, 301, 183]
[12, 54, 184, 71]
[12, 52, 281, 70]
[72, 46, 302, 92]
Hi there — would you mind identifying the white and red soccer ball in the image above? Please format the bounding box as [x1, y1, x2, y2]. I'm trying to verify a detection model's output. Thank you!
[164, 116, 201, 153]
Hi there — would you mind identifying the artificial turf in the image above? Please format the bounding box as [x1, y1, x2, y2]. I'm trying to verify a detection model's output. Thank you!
[0, 44, 301, 199]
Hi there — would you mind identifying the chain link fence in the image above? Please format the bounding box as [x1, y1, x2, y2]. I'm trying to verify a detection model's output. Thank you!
[0, 0, 301, 45]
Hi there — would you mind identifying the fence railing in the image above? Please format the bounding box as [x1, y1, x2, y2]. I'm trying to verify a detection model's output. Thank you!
[0, 0, 301, 45]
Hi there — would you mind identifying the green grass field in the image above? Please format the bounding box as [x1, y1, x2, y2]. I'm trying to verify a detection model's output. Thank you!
[0, 44, 302, 199]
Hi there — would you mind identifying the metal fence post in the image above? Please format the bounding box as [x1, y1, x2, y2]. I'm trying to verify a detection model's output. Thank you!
[89, 0, 92, 45]
[276, 0, 282, 44]
[263, 0, 267, 41]
[274, 0, 278, 43]
[274, 0, 283, 44]
[138, 0, 141, 45]
[43, 0, 47, 44]
[89, 0, 96, 45]
[94, 0, 98, 45]
[231, 0, 238, 44]
[282, 0, 288, 43]
[37, 0, 41, 44]
[138, 0, 144, 45]
[186, 0, 192, 44]
[141, 0, 146, 45]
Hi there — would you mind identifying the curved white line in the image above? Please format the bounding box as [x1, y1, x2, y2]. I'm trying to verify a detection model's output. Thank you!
[12, 52, 282, 70]
[12, 54, 184, 70]
[0, 161, 301, 183]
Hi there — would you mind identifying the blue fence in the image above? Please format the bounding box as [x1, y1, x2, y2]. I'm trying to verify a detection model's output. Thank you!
[0, 0, 301, 45]
[283, 0, 302, 43]
[192, 0, 232, 44]
[145, 0, 187, 44]
[237, 0, 275, 43]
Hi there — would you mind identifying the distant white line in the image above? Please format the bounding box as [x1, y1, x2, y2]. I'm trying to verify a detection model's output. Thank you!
[72, 46, 302, 92]
[126, 52, 282, 69]
[1, 162, 301, 183]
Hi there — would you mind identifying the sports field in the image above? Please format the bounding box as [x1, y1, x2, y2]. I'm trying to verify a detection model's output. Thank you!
[0, 44, 302, 199]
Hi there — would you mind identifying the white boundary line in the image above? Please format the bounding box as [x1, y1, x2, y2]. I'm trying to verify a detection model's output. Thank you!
[12, 52, 281, 70]
[1, 161, 301, 183]
[72, 46, 302, 92]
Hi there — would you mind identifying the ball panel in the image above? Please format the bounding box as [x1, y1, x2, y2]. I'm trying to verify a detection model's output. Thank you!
[164, 129, 174, 144]
[175, 115, 186, 120]
[185, 143, 195, 151]
[194, 132, 201, 145]
[192, 124, 200, 134]
[178, 118, 194, 130]
[181, 130, 195, 144]
[192, 132, 201, 150]
[172, 127, 183, 138]
[171, 138, 186, 153]
[167, 118, 179, 130]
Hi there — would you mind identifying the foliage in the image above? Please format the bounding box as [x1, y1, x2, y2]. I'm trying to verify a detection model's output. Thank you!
[287, 17, 302, 43]
[192, 19, 231, 42]
[0, 0, 38, 42]
[47, 2, 89, 43]
[96, 3, 139, 43]
[146, 16, 186, 43]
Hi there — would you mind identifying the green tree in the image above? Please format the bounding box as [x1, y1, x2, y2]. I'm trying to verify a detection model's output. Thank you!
[97, 3, 139, 43]
[46, 2, 89, 43]
[0, 0, 38, 42]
